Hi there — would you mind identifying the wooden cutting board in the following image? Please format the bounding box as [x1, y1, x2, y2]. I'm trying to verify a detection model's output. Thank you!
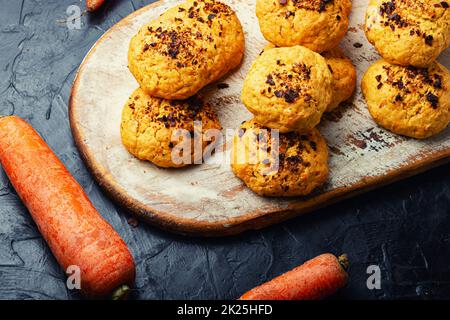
[69, 0, 450, 236]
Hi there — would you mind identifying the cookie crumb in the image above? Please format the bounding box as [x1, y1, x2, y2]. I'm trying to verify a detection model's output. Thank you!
[127, 217, 139, 228]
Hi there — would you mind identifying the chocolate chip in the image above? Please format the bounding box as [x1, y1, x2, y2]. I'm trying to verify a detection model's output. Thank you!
[284, 89, 299, 103]
[380, 1, 395, 16]
[395, 94, 402, 102]
[168, 47, 179, 58]
[286, 155, 301, 164]
[393, 80, 404, 89]
[425, 35, 434, 46]
[309, 141, 317, 151]
[426, 92, 439, 108]
[208, 13, 216, 20]
[388, 13, 401, 23]
[353, 42, 363, 48]
[336, 15, 341, 20]
[441, 2, 449, 8]
[266, 74, 275, 85]
[319, 0, 332, 12]
[274, 90, 283, 98]
[377, 83, 383, 89]
[375, 75, 382, 82]
[285, 11, 294, 18]
[434, 75, 442, 89]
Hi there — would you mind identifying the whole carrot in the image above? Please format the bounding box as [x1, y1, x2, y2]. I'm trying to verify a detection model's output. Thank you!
[239, 253, 348, 300]
[0, 116, 135, 299]
[86, 0, 106, 12]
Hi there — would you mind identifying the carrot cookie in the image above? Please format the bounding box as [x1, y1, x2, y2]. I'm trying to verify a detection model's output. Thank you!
[361, 59, 450, 139]
[121, 88, 222, 167]
[128, 0, 245, 100]
[256, 0, 352, 52]
[231, 120, 329, 197]
[241, 45, 333, 133]
[322, 47, 356, 112]
[365, 0, 450, 67]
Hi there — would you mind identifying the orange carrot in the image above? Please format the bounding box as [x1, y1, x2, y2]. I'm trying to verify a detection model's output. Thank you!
[239, 253, 348, 300]
[86, 0, 106, 12]
[0, 116, 135, 298]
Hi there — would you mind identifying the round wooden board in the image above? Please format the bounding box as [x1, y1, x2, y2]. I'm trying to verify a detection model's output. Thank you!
[70, 0, 450, 236]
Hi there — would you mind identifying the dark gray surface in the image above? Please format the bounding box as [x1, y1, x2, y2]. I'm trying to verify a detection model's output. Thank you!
[0, 0, 449, 300]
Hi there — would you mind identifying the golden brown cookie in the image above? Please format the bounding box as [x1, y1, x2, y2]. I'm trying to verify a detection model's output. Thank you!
[361, 59, 450, 139]
[231, 119, 329, 197]
[121, 87, 222, 167]
[128, 0, 245, 100]
[256, 0, 352, 52]
[322, 47, 356, 112]
[241, 45, 333, 133]
[365, 0, 450, 67]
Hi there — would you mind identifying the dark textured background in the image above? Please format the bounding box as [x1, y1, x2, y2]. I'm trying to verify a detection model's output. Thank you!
[0, 0, 449, 300]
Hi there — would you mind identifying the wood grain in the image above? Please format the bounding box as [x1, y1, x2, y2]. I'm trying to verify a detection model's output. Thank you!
[69, 0, 450, 236]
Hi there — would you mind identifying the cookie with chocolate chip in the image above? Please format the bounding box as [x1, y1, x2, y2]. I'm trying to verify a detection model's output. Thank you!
[230, 119, 329, 197]
[241, 45, 333, 133]
[361, 59, 450, 139]
[322, 46, 356, 112]
[365, 0, 450, 67]
[121, 87, 221, 168]
[256, 0, 352, 52]
[128, 0, 245, 100]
